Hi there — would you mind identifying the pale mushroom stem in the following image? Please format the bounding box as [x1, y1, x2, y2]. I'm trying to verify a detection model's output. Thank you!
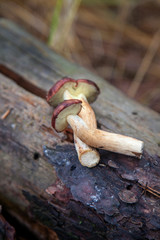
[67, 115, 144, 159]
[63, 90, 100, 167]
[63, 90, 97, 128]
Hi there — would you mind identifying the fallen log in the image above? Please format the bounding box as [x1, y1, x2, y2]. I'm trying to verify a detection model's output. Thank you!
[0, 19, 160, 240]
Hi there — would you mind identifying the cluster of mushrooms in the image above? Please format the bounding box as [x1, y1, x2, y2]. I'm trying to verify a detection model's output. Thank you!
[46, 78, 144, 168]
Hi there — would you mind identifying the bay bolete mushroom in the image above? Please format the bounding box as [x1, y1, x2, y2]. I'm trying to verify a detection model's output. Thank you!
[47, 78, 100, 167]
[52, 100, 144, 159]
[52, 99, 100, 167]
[46, 77, 100, 128]
[47, 77, 99, 106]
[52, 99, 82, 132]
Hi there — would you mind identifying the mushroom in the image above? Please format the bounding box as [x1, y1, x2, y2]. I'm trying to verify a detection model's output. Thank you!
[46, 77, 100, 128]
[52, 99, 100, 167]
[52, 100, 144, 159]
[47, 78, 100, 167]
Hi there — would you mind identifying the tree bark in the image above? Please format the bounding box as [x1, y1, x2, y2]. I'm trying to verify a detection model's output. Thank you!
[0, 19, 160, 240]
[0, 214, 15, 240]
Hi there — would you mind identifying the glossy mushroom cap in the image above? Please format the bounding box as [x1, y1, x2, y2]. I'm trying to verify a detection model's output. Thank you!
[47, 77, 100, 106]
[52, 99, 82, 132]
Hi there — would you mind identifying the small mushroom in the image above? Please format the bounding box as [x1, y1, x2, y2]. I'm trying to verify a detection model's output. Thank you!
[47, 78, 100, 167]
[52, 100, 144, 159]
[47, 77, 100, 128]
[47, 78, 99, 107]
[52, 99, 82, 132]
[52, 99, 100, 167]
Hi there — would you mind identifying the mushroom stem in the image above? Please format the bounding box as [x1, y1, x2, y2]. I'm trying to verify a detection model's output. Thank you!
[63, 90, 100, 167]
[67, 115, 144, 158]
[63, 90, 97, 128]
[74, 137, 100, 167]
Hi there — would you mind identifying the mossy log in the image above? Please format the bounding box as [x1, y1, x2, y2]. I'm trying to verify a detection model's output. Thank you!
[0, 19, 160, 240]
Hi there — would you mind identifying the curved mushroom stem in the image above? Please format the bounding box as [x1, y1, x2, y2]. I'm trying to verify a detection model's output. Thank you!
[64, 90, 97, 128]
[64, 90, 100, 167]
[67, 115, 144, 159]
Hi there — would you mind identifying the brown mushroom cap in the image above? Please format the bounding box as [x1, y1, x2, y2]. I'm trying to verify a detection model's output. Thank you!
[52, 99, 82, 132]
[47, 77, 100, 106]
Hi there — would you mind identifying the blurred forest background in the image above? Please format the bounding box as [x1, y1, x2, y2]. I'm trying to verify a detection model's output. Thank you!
[0, 0, 160, 113]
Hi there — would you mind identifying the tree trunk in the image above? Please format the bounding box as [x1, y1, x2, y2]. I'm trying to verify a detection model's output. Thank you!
[0, 19, 160, 240]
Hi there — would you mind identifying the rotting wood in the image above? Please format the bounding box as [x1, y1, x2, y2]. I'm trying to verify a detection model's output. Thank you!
[0, 206, 15, 240]
[0, 20, 160, 240]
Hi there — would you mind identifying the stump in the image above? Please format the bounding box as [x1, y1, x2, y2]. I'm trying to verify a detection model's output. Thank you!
[0, 19, 160, 240]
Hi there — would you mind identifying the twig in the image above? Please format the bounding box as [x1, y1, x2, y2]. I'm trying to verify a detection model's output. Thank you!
[1, 108, 11, 120]
[138, 182, 160, 198]
[128, 28, 160, 98]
